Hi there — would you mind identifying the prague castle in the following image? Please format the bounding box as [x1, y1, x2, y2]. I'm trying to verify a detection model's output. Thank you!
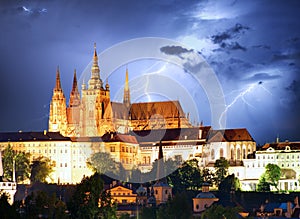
[48, 44, 191, 137]
[0, 44, 269, 190]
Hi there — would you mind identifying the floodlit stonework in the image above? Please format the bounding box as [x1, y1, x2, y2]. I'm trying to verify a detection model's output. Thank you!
[48, 44, 191, 138]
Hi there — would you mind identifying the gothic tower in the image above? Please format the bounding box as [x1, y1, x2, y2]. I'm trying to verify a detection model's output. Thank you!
[49, 67, 68, 135]
[66, 70, 80, 136]
[80, 43, 112, 136]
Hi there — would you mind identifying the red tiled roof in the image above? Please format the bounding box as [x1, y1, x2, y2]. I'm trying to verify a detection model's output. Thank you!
[262, 142, 300, 150]
[130, 100, 186, 120]
[207, 128, 254, 142]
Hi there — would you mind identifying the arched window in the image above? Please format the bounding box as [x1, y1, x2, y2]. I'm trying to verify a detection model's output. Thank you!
[243, 148, 246, 159]
[220, 148, 224, 158]
[101, 102, 105, 118]
[231, 148, 234, 160]
[237, 148, 241, 160]
[211, 149, 215, 160]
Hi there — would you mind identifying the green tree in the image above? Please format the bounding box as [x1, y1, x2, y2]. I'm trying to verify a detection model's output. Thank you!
[261, 163, 281, 191]
[219, 174, 240, 193]
[69, 173, 117, 219]
[2, 144, 30, 182]
[87, 152, 118, 175]
[201, 204, 242, 219]
[168, 159, 202, 193]
[257, 175, 271, 192]
[140, 206, 156, 219]
[30, 156, 53, 183]
[214, 157, 229, 188]
[201, 167, 215, 185]
[21, 190, 68, 219]
[157, 192, 192, 219]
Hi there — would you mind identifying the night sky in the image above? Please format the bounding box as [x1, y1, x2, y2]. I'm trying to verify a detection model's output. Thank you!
[0, 0, 299, 144]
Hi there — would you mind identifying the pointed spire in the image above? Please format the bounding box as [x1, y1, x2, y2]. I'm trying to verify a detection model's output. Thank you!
[71, 69, 79, 93]
[55, 66, 62, 91]
[93, 42, 98, 64]
[69, 69, 80, 107]
[89, 43, 102, 89]
[123, 66, 131, 108]
[156, 141, 165, 180]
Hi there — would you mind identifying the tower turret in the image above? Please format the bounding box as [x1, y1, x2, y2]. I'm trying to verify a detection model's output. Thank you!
[88, 43, 103, 89]
[123, 67, 131, 108]
[69, 69, 80, 107]
[48, 67, 68, 135]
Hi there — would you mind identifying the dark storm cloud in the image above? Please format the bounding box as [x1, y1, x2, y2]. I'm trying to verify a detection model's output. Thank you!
[243, 73, 281, 83]
[215, 42, 246, 52]
[210, 23, 249, 52]
[286, 80, 300, 99]
[211, 23, 249, 44]
[160, 45, 193, 56]
[272, 52, 300, 63]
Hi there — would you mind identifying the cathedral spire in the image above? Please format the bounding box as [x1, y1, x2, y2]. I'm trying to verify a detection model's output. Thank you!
[156, 141, 165, 180]
[123, 66, 131, 108]
[89, 43, 102, 89]
[55, 66, 62, 91]
[69, 69, 80, 107]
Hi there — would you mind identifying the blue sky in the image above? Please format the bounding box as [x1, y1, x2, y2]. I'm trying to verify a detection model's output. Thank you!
[0, 0, 299, 144]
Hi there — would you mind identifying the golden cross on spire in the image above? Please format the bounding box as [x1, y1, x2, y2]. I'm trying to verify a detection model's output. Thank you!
[94, 42, 96, 49]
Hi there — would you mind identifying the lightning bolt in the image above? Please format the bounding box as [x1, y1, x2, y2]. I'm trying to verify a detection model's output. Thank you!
[218, 81, 274, 127]
[219, 83, 256, 127]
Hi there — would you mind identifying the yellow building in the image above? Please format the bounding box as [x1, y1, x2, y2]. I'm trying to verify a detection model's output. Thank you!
[0, 131, 93, 184]
[48, 44, 191, 138]
[192, 183, 219, 213]
[108, 183, 137, 204]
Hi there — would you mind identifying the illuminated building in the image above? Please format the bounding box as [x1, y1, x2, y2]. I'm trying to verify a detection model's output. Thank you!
[48, 44, 191, 137]
[241, 141, 300, 191]
[0, 44, 260, 187]
[0, 132, 93, 184]
[192, 183, 218, 213]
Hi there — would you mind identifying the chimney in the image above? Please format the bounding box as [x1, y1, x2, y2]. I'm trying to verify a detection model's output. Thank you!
[198, 128, 203, 139]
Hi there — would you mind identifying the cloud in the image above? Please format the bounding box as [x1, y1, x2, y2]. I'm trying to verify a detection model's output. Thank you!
[286, 80, 300, 98]
[243, 73, 281, 83]
[160, 45, 193, 55]
[210, 23, 249, 52]
[211, 23, 249, 43]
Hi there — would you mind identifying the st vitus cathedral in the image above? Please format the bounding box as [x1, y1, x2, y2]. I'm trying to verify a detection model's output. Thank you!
[48, 44, 192, 137]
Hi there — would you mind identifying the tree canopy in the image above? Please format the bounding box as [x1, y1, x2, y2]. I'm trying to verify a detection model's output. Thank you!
[167, 159, 202, 193]
[69, 173, 117, 219]
[30, 156, 54, 183]
[214, 157, 229, 188]
[2, 144, 30, 182]
[259, 163, 281, 191]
